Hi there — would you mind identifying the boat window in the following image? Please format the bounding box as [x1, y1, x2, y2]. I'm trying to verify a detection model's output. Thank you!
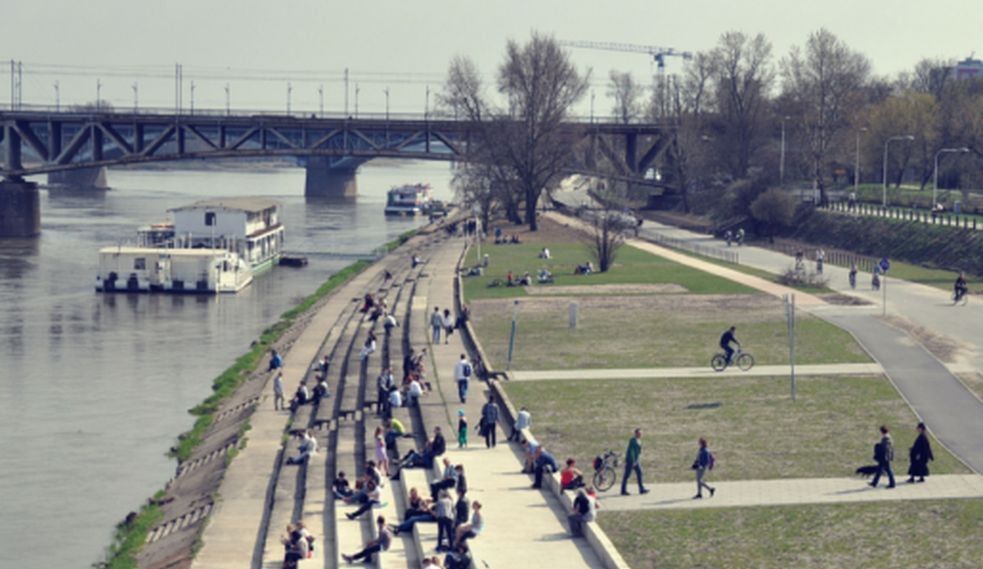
[205, 212, 217, 226]
[134, 257, 146, 270]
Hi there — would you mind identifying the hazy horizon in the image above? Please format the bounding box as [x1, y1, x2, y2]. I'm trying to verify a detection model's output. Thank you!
[2, 0, 980, 115]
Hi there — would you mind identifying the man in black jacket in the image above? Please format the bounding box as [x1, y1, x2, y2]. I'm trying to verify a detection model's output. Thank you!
[870, 425, 896, 489]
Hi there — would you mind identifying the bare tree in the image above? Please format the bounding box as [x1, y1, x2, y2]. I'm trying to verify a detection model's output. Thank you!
[443, 33, 589, 231]
[711, 31, 775, 178]
[782, 28, 870, 205]
[662, 52, 715, 212]
[608, 70, 644, 124]
[584, 208, 630, 272]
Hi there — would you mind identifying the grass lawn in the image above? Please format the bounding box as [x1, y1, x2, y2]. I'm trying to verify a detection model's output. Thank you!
[462, 241, 755, 300]
[471, 294, 869, 370]
[503, 375, 967, 482]
[600, 499, 983, 569]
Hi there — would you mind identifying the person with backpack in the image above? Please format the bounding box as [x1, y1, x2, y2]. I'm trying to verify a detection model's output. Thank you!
[870, 425, 896, 488]
[691, 437, 716, 499]
[268, 349, 283, 372]
[454, 354, 473, 403]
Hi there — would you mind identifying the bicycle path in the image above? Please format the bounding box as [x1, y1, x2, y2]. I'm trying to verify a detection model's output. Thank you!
[510, 363, 883, 382]
[621, 215, 983, 474]
[596, 474, 983, 511]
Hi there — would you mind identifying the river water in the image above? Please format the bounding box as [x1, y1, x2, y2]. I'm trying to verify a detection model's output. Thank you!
[0, 161, 453, 568]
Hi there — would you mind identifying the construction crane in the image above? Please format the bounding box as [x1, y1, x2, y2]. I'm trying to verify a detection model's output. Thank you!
[558, 40, 692, 70]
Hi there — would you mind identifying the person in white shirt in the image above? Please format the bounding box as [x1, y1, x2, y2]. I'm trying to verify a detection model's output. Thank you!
[407, 377, 424, 407]
[509, 406, 531, 441]
[287, 430, 317, 465]
[388, 387, 403, 410]
[383, 313, 398, 335]
[454, 354, 473, 404]
[273, 373, 285, 411]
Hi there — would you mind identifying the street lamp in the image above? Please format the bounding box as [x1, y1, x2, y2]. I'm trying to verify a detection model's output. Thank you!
[933, 147, 971, 208]
[780, 116, 790, 186]
[53, 81, 60, 112]
[854, 127, 867, 195]
[96, 79, 102, 112]
[190, 80, 196, 115]
[317, 84, 324, 118]
[882, 135, 914, 207]
[355, 83, 360, 118]
[286, 82, 292, 114]
[224, 83, 230, 116]
[132, 82, 139, 113]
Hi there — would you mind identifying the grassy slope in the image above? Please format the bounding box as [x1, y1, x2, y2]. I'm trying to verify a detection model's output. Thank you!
[463, 241, 754, 300]
[471, 295, 869, 370]
[504, 376, 966, 482]
[601, 499, 983, 569]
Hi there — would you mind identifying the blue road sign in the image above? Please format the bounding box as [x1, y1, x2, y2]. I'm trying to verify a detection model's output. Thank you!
[879, 257, 891, 273]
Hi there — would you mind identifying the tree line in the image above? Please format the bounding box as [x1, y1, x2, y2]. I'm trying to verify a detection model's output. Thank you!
[443, 29, 982, 231]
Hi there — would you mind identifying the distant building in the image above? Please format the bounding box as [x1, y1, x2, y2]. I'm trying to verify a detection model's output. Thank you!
[953, 55, 983, 80]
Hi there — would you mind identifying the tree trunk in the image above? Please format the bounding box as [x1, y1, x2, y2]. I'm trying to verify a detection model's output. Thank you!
[525, 188, 539, 231]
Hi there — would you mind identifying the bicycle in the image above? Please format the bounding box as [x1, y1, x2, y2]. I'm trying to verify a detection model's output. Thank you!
[592, 450, 620, 492]
[953, 288, 969, 306]
[711, 348, 755, 372]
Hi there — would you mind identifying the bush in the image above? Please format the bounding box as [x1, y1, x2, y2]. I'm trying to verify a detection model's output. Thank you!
[778, 267, 830, 288]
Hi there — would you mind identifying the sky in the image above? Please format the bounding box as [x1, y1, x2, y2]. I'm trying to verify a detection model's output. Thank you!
[1, 0, 980, 116]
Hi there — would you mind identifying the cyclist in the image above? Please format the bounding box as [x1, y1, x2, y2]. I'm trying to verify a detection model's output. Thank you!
[719, 326, 740, 366]
[954, 272, 968, 303]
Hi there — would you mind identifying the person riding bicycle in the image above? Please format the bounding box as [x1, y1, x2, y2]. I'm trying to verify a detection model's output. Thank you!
[719, 326, 740, 365]
[954, 272, 968, 301]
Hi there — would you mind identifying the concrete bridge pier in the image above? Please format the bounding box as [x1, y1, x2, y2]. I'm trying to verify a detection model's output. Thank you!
[0, 179, 41, 238]
[47, 167, 109, 189]
[304, 157, 357, 198]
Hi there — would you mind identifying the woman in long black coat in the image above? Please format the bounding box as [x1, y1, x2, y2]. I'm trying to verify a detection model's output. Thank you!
[907, 422, 934, 483]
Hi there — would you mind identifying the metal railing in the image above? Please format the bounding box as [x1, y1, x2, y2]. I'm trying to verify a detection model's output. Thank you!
[646, 231, 740, 264]
[823, 201, 980, 231]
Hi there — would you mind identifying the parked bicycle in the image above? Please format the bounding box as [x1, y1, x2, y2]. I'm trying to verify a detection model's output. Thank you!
[592, 449, 620, 492]
[711, 348, 755, 372]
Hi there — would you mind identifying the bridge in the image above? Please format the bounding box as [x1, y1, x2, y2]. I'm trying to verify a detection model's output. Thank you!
[0, 107, 675, 236]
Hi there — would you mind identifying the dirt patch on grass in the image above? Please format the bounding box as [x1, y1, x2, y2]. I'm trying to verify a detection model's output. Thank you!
[820, 293, 873, 306]
[881, 314, 962, 363]
[523, 283, 687, 295]
[478, 293, 778, 315]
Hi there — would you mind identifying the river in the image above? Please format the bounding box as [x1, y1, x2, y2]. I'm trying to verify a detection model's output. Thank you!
[0, 161, 453, 568]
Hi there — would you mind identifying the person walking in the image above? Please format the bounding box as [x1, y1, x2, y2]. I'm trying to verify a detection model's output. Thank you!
[454, 354, 473, 404]
[870, 425, 896, 489]
[435, 489, 455, 552]
[480, 396, 500, 448]
[510, 406, 531, 441]
[442, 308, 455, 344]
[691, 437, 716, 499]
[457, 410, 469, 448]
[273, 372, 285, 411]
[431, 307, 444, 344]
[620, 428, 650, 496]
[376, 368, 395, 416]
[906, 422, 934, 483]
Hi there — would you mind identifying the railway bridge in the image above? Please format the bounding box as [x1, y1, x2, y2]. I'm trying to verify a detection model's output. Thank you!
[0, 108, 674, 236]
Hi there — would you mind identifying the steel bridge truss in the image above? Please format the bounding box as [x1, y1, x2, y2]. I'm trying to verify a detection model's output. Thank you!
[0, 111, 674, 183]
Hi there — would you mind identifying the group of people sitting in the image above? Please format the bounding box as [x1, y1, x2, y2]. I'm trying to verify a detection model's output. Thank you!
[279, 521, 315, 568]
[493, 233, 522, 245]
[519, 438, 600, 536]
[574, 261, 595, 275]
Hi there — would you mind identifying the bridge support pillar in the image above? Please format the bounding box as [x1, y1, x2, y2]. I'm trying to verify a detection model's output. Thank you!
[47, 167, 108, 189]
[304, 157, 357, 198]
[0, 179, 41, 238]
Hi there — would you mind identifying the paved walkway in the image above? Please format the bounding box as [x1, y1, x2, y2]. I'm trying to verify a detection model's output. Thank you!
[422, 239, 603, 568]
[192, 262, 385, 569]
[510, 363, 884, 382]
[550, 191, 983, 474]
[599, 474, 983, 511]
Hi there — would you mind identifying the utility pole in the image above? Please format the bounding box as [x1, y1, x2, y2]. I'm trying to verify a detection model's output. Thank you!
[96, 79, 102, 112]
[425, 84, 430, 121]
[132, 82, 139, 113]
[344, 67, 349, 116]
[225, 83, 230, 116]
[286, 82, 292, 114]
[854, 127, 866, 195]
[355, 83, 360, 118]
[190, 80, 196, 115]
[318, 84, 324, 117]
[17, 61, 23, 109]
[53, 81, 60, 112]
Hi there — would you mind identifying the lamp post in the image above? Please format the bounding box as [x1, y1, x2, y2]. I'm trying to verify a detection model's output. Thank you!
[882, 135, 914, 207]
[354, 83, 360, 118]
[933, 147, 971, 208]
[190, 80, 196, 115]
[780, 116, 790, 186]
[132, 82, 138, 113]
[286, 82, 292, 114]
[854, 127, 867, 195]
[224, 83, 230, 116]
[96, 79, 102, 112]
[317, 84, 324, 118]
[53, 81, 60, 111]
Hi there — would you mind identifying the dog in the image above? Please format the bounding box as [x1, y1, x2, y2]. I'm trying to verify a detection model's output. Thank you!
[855, 465, 880, 478]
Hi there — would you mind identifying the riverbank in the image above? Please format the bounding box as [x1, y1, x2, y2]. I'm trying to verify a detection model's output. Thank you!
[99, 230, 416, 569]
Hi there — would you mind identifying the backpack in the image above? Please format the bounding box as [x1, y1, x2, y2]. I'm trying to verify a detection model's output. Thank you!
[708, 451, 716, 471]
[462, 363, 472, 378]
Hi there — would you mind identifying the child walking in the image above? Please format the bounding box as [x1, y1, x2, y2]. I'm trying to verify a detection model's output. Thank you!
[457, 410, 469, 448]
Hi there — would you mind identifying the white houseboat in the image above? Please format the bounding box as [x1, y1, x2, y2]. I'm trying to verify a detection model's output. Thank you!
[95, 197, 284, 294]
[384, 183, 433, 216]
